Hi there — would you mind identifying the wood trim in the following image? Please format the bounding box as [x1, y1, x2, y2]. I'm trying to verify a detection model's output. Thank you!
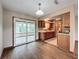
[51, 12, 70, 19]
[35, 20, 37, 41]
[75, 40, 78, 43]
[4, 46, 14, 50]
[69, 51, 74, 54]
[12, 16, 14, 47]
[1, 46, 14, 58]
[13, 16, 36, 21]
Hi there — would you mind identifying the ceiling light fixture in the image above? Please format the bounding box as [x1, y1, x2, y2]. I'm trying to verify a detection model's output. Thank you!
[54, 0, 59, 4]
[36, 3, 44, 16]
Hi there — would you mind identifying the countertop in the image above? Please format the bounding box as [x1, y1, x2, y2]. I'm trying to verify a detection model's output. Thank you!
[38, 30, 55, 32]
[58, 32, 70, 35]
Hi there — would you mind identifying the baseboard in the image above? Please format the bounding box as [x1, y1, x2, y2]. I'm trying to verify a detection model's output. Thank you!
[0, 49, 3, 59]
[4, 46, 14, 50]
[69, 40, 78, 54]
[69, 50, 74, 54]
[75, 40, 78, 43]
[0, 46, 14, 58]
[35, 39, 40, 41]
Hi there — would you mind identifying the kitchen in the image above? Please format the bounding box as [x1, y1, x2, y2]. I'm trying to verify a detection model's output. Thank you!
[38, 12, 70, 52]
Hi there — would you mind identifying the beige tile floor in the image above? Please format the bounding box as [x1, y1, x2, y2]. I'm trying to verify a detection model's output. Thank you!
[45, 37, 57, 46]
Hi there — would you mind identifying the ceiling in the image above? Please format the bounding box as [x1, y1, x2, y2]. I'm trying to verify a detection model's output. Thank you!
[1, 0, 77, 18]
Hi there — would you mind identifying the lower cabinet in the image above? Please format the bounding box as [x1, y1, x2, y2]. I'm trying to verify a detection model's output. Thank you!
[39, 31, 56, 41]
[57, 33, 70, 51]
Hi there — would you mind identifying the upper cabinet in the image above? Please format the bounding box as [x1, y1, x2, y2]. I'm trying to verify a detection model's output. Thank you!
[62, 12, 70, 32]
[63, 12, 70, 27]
[55, 20, 62, 32]
[38, 12, 70, 31]
[38, 20, 55, 30]
[38, 20, 45, 28]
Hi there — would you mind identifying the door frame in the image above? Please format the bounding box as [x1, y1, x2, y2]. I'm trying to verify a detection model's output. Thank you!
[12, 16, 37, 47]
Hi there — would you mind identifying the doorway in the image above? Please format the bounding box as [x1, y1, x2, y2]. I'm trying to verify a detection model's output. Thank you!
[45, 12, 70, 51]
[13, 17, 36, 46]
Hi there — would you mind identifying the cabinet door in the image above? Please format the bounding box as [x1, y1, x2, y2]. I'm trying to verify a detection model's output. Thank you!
[55, 20, 62, 32]
[57, 35, 64, 49]
[38, 21, 42, 28]
[63, 12, 70, 26]
[38, 21, 45, 28]
[57, 34, 70, 51]
[63, 35, 70, 50]
[41, 21, 45, 28]
[49, 23, 53, 30]
[65, 36, 70, 50]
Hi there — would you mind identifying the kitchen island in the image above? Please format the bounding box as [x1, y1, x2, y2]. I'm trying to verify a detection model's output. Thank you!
[39, 30, 56, 41]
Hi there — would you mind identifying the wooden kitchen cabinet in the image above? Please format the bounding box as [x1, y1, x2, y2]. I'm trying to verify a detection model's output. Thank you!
[55, 20, 62, 32]
[39, 31, 56, 41]
[57, 33, 70, 51]
[63, 12, 70, 27]
[49, 23, 53, 30]
[38, 20, 45, 28]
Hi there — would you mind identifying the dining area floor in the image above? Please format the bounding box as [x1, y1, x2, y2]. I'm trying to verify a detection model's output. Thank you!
[1, 41, 77, 59]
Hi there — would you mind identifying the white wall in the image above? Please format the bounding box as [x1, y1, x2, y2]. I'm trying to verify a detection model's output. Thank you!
[3, 9, 38, 48]
[41, 4, 76, 52]
[0, 2, 3, 58]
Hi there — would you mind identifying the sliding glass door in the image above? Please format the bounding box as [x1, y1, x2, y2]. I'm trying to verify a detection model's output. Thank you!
[27, 22, 35, 42]
[15, 21, 27, 46]
[14, 18, 36, 46]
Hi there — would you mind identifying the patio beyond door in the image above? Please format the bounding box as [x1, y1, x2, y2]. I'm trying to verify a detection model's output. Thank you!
[14, 18, 36, 46]
[27, 22, 35, 43]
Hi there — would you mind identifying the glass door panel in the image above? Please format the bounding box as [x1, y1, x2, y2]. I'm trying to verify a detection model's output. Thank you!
[27, 22, 35, 42]
[15, 21, 27, 46]
[14, 19, 36, 46]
